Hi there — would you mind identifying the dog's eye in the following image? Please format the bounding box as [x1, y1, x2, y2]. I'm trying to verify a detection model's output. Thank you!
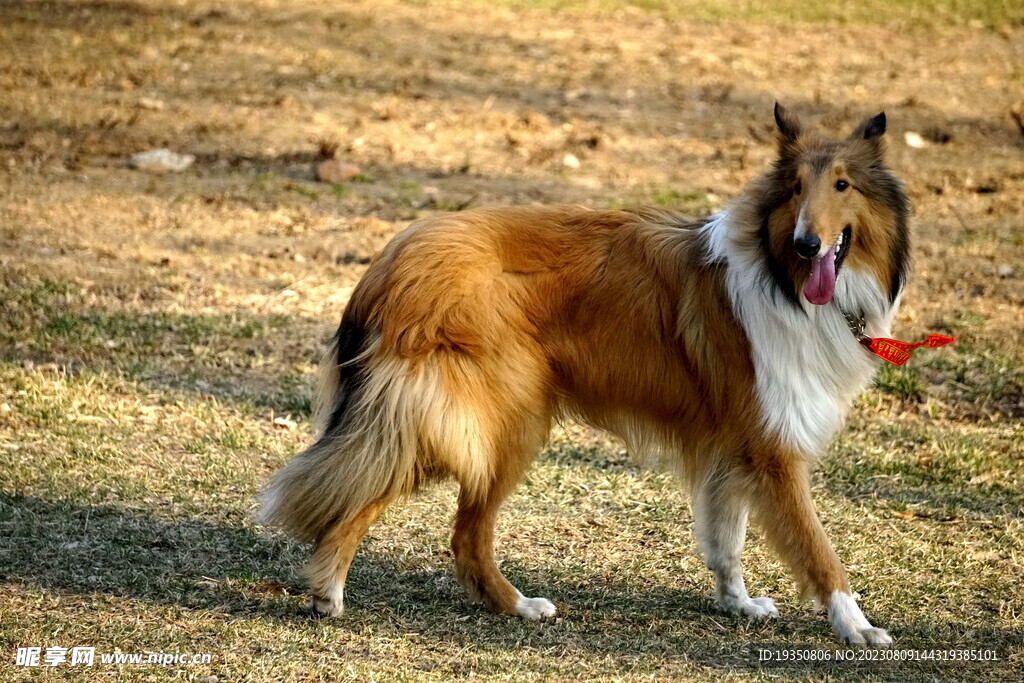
[794, 181, 802, 196]
[835, 179, 849, 192]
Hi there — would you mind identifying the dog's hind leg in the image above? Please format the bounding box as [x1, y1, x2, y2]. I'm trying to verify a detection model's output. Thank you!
[452, 487, 555, 620]
[451, 422, 554, 621]
[694, 467, 780, 619]
[308, 498, 389, 617]
[747, 449, 891, 645]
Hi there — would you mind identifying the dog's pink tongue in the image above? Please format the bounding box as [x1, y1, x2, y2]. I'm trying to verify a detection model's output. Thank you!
[804, 245, 837, 305]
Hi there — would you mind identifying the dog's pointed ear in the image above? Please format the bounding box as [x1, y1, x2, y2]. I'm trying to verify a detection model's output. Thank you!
[774, 102, 802, 143]
[851, 112, 886, 140]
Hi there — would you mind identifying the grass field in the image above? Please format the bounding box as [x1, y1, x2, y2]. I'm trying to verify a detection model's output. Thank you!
[1, 0, 1022, 680]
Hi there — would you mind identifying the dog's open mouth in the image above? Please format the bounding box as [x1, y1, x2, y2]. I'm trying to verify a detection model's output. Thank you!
[804, 225, 852, 306]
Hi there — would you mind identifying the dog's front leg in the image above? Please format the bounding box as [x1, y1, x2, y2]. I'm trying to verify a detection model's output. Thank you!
[694, 468, 779, 619]
[747, 449, 892, 645]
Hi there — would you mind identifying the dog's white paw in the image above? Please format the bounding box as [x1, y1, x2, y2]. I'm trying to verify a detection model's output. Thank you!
[308, 595, 344, 618]
[829, 591, 891, 646]
[516, 594, 556, 620]
[721, 594, 780, 619]
[745, 596, 781, 619]
[841, 627, 892, 647]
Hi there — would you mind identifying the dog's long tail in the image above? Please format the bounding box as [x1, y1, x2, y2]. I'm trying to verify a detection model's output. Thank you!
[259, 319, 418, 542]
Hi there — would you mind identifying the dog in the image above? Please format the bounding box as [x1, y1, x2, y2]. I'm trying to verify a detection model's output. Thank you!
[261, 104, 908, 645]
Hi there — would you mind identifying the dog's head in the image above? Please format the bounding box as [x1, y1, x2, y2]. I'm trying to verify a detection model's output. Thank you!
[757, 103, 910, 306]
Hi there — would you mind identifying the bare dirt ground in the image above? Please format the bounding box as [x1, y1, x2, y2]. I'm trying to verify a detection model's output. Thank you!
[1, 0, 1022, 680]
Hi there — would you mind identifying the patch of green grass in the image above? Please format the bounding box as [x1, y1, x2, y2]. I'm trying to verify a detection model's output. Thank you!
[648, 188, 720, 214]
[285, 182, 321, 199]
[251, 372, 314, 415]
[917, 344, 1024, 413]
[650, 188, 686, 206]
[876, 364, 925, 401]
[253, 171, 277, 192]
[44, 310, 255, 351]
[603, 189, 721, 215]
[864, 335, 1023, 419]
[183, 438, 210, 455]
[0, 278, 322, 419]
[947, 312, 987, 330]
[827, 417, 1023, 519]
[5, 280, 263, 353]
[430, 198, 471, 211]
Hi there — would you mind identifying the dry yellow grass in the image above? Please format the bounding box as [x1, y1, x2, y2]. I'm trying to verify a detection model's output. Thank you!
[1, 0, 1021, 680]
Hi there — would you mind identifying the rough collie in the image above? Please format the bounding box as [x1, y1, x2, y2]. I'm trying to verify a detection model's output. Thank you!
[262, 104, 909, 645]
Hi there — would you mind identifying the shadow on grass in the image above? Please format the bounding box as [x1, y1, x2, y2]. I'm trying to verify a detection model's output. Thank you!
[822, 469, 1024, 521]
[2, 492, 1019, 675]
[0, 493, 738, 659]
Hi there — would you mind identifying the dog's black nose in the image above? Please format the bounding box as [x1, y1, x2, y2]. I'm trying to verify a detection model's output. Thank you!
[794, 234, 821, 259]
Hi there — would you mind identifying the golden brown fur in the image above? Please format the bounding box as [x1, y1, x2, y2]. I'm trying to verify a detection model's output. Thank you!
[261, 106, 909, 644]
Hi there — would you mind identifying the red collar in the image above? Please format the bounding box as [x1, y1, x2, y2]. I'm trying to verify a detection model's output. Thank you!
[841, 307, 954, 366]
[860, 334, 955, 366]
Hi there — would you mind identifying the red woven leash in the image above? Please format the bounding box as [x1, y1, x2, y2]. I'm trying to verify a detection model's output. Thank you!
[860, 334, 955, 366]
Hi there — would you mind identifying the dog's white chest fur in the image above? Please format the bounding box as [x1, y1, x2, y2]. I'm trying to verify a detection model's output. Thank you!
[704, 213, 898, 455]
